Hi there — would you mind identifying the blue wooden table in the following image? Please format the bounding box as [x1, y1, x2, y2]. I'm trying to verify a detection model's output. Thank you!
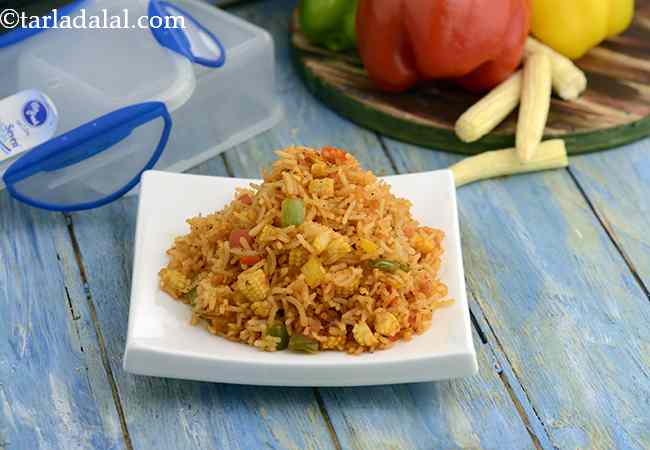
[2, 1, 650, 449]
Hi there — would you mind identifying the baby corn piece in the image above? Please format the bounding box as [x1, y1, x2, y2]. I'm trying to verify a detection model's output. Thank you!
[358, 238, 378, 255]
[310, 162, 329, 178]
[375, 311, 400, 337]
[308, 178, 335, 197]
[525, 37, 587, 101]
[257, 224, 279, 243]
[352, 322, 378, 347]
[301, 257, 327, 288]
[516, 52, 552, 161]
[455, 71, 522, 143]
[323, 238, 352, 263]
[236, 269, 270, 302]
[450, 139, 568, 187]
[333, 268, 362, 296]
[411, 235, 436, 254]
[312, 231, 332, 254]
[289, 247, 309, 268]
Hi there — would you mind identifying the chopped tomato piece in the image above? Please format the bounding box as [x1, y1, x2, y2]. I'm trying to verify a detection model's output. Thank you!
[328, 172, 341, 183]
[210, 274, 225, 285]
[384, 297, 397, 307]
[321, 146, 348, 164]
[403, 223, 417, 238]
[240, 255, 263, 265]
[229, 229, 253, 248]
[239, 194, 253, 205]
[416, 275, 434, 296]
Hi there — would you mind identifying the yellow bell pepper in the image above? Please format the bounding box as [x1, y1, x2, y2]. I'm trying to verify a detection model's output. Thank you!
[531, 0, 635, 60]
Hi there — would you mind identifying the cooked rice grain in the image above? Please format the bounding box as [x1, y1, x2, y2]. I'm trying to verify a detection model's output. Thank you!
[159, 146, 450, 354]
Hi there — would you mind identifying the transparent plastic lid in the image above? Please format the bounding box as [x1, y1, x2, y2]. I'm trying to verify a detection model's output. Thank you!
[0, 0, 232, 211]
[19, 0, 197, 118]
[3, 102, 171, 211]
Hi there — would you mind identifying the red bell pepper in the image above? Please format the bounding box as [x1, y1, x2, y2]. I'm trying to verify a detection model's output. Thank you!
[356, 0, 531, 93]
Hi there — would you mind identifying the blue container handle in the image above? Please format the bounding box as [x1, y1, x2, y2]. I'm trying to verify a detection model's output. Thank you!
[3, 101, 172, 212]
[148, 0, 226, 68]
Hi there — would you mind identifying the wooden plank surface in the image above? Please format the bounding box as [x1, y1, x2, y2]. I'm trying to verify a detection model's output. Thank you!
[61, 1, 540, 449]
[0, 198, 125, 450]
[318, 328, 540, 450]
[2, 1, 649, 449]
[222, 2, 540, 449]
[385, 139, 650, 449]
[65, 158, 339, 450]
[568, 140, 650, 288]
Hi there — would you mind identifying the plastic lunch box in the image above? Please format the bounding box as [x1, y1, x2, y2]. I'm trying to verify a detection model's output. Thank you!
[0, 0, 280, 211]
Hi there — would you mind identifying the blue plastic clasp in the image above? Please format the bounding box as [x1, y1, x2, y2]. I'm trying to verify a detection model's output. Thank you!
[3, 102, 172, 212]
[148, 0, 226, 68]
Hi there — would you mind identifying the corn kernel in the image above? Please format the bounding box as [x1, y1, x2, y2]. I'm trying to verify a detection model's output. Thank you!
[359, 238, 378, 254]
[251, 301, 271, 317]
[312, 231, 332, 254]
[321, 336, 346, 350]
[335, 283, 359, 297]
[333, 268, 362, 297]
[301, 222, 328, 241]
[159, 268, 192, 298]
[323, 238, 352, 263]
[308, 178, 335, 197]
[375, 311, 400, 337]
[289, 247, 309, 268]
[236, 269, 270, 302]
[311, 162, 329, 178]
[412, 235, 436, 254]
[257, 224, 279, 243]
[352, 322, 378, 347]
[301, 257, 326, 288]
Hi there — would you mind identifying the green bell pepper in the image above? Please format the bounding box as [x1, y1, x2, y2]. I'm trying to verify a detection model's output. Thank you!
[299, 0, 358, 52]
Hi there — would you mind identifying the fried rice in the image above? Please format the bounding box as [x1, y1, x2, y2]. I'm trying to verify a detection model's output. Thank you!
[159, 146, 450, 354]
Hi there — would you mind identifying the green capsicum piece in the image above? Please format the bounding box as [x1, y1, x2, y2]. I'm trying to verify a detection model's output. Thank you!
[299, 0, 358, 52]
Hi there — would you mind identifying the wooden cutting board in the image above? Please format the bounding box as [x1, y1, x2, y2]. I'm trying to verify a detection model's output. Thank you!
[291, 3, 650, 155]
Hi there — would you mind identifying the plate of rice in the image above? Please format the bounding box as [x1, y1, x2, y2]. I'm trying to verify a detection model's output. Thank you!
[123, 147, 477, 386]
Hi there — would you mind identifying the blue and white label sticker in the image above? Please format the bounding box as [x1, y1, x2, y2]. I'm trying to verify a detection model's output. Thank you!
[0, 90, 58, 162]
[22, 99, 49, 128]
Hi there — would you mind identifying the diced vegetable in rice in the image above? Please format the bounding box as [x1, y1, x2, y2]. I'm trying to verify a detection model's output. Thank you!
[159, 146, 450, 354]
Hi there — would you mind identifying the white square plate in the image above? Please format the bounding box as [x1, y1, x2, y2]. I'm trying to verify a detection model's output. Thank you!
[123, 170, 477, 386]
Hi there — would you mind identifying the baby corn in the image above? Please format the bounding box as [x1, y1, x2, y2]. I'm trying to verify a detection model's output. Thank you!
[312, 231, 332, 254]
[455, 71, 522, 143]
[525, 37, 587, 101]
[308, 178, 335, 197]
[450, 139, 568, 187]
[236, 269, 270, 302]
[516, 52, 552, 161]
[301, 257, 327, 288]
[322, 238, 352, 263]
[358, 238, 378, 255]
[288, 247, 309, 268]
